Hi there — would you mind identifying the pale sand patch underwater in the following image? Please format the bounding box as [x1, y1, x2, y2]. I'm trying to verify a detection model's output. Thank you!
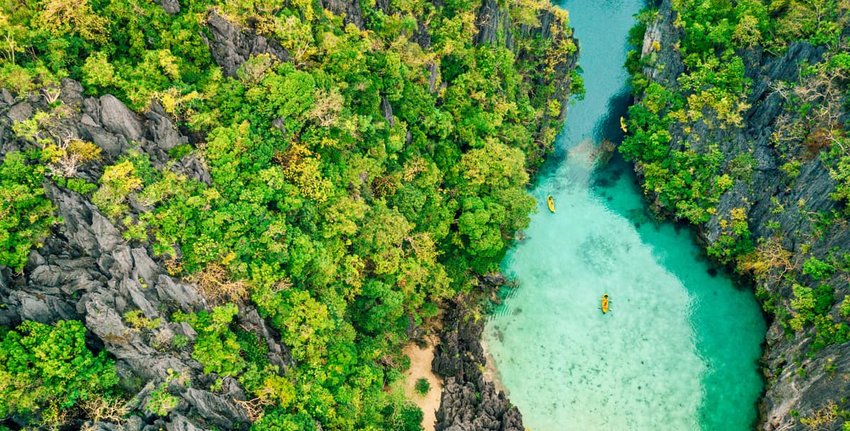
[481, 0, 766, 428]
[481, 335, 509, 397]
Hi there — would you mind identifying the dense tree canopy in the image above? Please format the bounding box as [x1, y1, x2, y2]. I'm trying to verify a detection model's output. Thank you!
[624, 0, 850, 352]
[0, 0, 576, 428]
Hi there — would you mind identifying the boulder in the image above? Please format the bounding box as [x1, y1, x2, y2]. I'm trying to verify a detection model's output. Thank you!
[100, 95, 144, 142]
[205, 10, 289, 77]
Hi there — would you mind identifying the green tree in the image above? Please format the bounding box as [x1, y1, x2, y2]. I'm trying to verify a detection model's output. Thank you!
[0, 320, 119, 427]
[0, 151, 55, 271]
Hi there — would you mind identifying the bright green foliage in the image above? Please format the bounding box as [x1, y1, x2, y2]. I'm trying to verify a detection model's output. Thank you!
[124, 310, 162, 331]
[92, 159, 143, 218]
[0, 320, 119, 427]
[0, 151, 55, 271]
[706, 207, 753, 264]
[624, 0, 850, 354]
[146, 382, 179, 417]
[252, 409, 320, 431]
[789, 284, 818, 332]
[82, 51, 116, 90]
[840, 296, 850, 319]
[174, 304, 297, 405]
[803, 257, 836, 281]
[451, 141, 535, 271]
[175, 304, 247, 377]
[1, 0, 577, 427]
[786, 282, 848, 351]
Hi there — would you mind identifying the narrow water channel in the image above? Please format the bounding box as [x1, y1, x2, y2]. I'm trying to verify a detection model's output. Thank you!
[481, 1, 767, 429]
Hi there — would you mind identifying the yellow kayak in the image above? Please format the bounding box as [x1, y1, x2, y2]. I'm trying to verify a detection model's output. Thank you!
[601, 294, 609, 314]
[547, 195, 555, 213]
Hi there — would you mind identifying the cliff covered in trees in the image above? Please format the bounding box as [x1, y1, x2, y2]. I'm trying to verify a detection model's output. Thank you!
[0, 0, 578, 430]
[624, 0, 850, 429]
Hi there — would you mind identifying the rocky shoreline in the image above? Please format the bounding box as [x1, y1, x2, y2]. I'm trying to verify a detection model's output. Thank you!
[431, 287, 524, 431]
[634, 1, 850, 429]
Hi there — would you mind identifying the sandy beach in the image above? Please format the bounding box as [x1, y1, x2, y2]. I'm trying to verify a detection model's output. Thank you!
[402, 339, 443, 431]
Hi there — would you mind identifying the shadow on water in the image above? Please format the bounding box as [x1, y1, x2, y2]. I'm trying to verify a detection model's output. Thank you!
[594, 87, 632, 144]
[586, 87, 766, 431]
[590, 88, 632, 190]
[533, 87, 633, 195]
[486, 0, 765, 427]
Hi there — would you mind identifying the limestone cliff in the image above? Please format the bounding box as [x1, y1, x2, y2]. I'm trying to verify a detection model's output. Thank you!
[0, 0, 579, 429]
[633, 1, 850, 429]
[473, 0, 580, 165]
[0, 80, 286, 431]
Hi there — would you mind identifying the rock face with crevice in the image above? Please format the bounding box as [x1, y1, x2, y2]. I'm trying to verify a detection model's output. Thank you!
[0, 82, 289, 431]
[204, 10, 289, 77]
[1, 2, 579, 429]
[636, 1, 850, 429]
[432, 301, 523, 431]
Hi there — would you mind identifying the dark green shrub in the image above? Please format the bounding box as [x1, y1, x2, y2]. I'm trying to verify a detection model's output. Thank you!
[414, 377, 431, 395]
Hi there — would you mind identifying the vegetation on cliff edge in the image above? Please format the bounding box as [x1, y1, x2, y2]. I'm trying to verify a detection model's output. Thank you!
[0, 0, 577, 429]
[624, 0, 850, 355]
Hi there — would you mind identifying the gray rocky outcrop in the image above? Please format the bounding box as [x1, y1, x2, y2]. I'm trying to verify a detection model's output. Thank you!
[636, 1, 850, 429]
[159, 0, 180, 15]
[0, 79, 204, 185]
[0, 83, 287, 431]
[433, 301, 523, 431]
[204, 10, 289, 77]
[321, 0, 364, 29]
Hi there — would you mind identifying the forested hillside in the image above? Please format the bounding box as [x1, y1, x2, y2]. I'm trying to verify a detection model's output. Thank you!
[0, 0, 578, 429]
[624, 0, 850, 429]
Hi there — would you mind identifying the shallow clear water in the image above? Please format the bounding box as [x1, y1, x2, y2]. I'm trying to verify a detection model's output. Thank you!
[481, 1, 767, 430]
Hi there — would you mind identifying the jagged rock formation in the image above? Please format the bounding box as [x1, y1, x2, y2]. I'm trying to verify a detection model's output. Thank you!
[637, 1, 850, 429]
[0, 1, 578, 429]
[158, 0, 180, 15]
[321, 0, 364, 29]
[432, 301, 523, 431]
[0, 83, 288, 430]
[204, 10, 289, 77]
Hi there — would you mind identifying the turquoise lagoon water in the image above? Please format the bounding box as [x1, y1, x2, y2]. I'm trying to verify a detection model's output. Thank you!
[481, 1, 767, 430]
